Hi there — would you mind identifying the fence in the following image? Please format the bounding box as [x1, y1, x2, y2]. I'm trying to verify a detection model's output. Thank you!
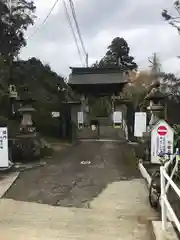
[160, 150, 180, 232]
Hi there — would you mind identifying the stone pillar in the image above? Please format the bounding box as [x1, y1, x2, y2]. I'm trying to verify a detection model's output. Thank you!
[113, 97, 128, 123]
[113, 97, 130, 139]
[9, 84, 18, 118]
[62, 101, 81, 141]
[80, 95, 89, 124]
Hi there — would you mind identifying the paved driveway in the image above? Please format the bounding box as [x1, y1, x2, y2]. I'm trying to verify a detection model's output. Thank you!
[1, 141, 158, 239]
[4, 141, 140, 207]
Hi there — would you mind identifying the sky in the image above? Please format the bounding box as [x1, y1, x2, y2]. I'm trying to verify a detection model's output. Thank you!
[20, 0, 180, 77]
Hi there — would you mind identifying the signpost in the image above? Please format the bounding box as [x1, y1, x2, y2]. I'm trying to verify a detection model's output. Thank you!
[0, 127, 9, 168]
[151, 120, 174, 164]
[134, 112, 147, 137]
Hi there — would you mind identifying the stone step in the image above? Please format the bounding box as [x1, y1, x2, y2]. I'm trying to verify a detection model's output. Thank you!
[0, 199, 153, 240]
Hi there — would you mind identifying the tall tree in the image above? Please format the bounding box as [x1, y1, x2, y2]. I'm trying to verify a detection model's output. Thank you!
[122, 71, 154, 110]
[0, 0, 36, 58]
[162, 1, 180, 33]
[161, 73, 180, 100]
[92, 37, 137, 71]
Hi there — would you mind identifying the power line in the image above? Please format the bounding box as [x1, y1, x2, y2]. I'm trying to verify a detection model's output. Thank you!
[26, 0, 60, 41]
[68, 0, 88, 66]
[63, 0, 84, 66]
[68, 0, 86, 55]
[24, 0, 87, 66]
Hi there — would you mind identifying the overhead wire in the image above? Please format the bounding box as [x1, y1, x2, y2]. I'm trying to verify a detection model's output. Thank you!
[63, 0, 84, 66]
[23, 0, 87, 66]
[68, 0, 86, 55]
[68, 0, 88, 66]
[26, 0, 60, 41]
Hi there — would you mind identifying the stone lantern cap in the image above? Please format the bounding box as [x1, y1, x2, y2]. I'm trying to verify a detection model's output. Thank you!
[147, 105, 164, 111]
[145, 89, 165, 100]
[145, 81, 165, 101]
[18, 107, 36, 113]
[17, 98, 36, 105]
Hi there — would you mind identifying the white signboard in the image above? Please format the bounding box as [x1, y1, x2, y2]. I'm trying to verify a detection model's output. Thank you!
[151, 120, 174, 164]
[0, 127, 9, 168]
[51, 112, 60, 118]
[113, 111, 122, 124]
[77, 112, 84, 124]
[134, 112, 147, 137]
[91, 125, 96, 131]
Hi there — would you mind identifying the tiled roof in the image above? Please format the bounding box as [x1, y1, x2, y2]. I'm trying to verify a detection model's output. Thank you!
[68, 72, 127, 85]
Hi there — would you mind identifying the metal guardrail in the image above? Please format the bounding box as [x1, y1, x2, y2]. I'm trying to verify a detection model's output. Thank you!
[160, 150, 180, 232]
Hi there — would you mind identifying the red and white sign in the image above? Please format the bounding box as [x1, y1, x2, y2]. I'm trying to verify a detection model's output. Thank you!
[151, 120, 174, 164]
[157, 126, 167, 136]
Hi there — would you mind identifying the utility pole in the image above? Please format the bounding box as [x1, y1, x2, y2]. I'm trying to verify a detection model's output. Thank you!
[86, 53, 88, 68]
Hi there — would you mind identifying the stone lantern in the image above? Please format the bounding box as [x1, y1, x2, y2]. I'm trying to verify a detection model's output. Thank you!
[141, 82, 165, 161]
[145, 81, 165, 130]
[18, 86, 36, 134]
[13, 86, 43, 161]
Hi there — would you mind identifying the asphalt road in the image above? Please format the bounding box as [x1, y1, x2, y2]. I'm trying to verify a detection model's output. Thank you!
[4, 141, 140, 208]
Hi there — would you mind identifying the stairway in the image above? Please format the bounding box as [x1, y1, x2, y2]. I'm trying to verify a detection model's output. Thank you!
[0, 180, 157, 239]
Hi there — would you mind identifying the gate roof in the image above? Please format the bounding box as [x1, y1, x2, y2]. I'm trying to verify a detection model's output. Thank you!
[68, 67, 128, 96]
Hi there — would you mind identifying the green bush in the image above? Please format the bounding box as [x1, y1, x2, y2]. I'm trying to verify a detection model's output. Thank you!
[173, 124, 180, 149]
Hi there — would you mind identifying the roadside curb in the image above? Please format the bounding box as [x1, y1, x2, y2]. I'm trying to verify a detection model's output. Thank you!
[152, 221, 178, 240]
[0, 172, 19, 198]
[138, 160, 151, 187]
[138, 160, 179, 240]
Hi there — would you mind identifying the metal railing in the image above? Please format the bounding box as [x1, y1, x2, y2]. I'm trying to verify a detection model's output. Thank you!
[160, 150, 180, 232]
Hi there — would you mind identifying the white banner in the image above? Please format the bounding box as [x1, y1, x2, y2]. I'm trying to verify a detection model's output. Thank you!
[0, 127, 9, 168]
[77, 112, 84, 124]
[134, 112, 147, 137]
[113, 111, 122, 123]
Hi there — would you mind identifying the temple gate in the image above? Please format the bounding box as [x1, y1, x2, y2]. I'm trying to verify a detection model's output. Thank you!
[64, 67, 133, 141]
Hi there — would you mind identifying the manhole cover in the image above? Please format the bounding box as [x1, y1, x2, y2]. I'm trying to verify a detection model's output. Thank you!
[80, 161, 91, 165]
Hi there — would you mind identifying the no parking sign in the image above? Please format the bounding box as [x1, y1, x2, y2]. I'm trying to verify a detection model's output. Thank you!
[151, 120, 174, 164]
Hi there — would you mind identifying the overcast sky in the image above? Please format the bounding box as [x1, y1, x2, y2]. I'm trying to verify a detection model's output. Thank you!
[20, 0, 180, 77]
